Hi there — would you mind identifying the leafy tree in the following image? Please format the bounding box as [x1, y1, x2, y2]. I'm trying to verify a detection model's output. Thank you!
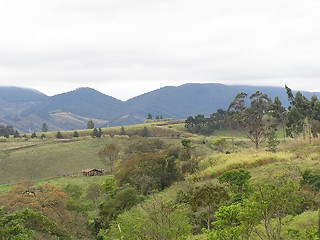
[310, 95, 320, 138]
[0, 183, 91, 239]
[114, 187, 142, 211]
[107, 197, 191, 240]
[218, 168, 251, 202]
[98, 143, 119, 172]
[284, 87, 320, 143]
[209, 137, 227, 152]
[185, 114, 215, 135]
[119, 125, 126, 135]
[87, 119, 94, 129]
[147, 113, 153, 120]
[180, 139, 198, 174]
[92, 128, 101, 138]
[228, 91, 275, 149]
[95, 186, 143, 233]
[301, 169, 320, 192]
[116, 150, 180, 194]
[56, 131, 63, 139]
[270, 96, 287, 142]
[141, 126, 149, 137]
[41, 123, 48, 132]
[181, 138, 191, 148]
[65, 184, 83, 199]
[73, 130, 79, 138]
[209, 109, 227, 130]
[85, 183, 101, 208]
[64, 184, 87, 213]
[13, 130, 20, 138]
[252, 182, 303, 240]
[31, 132, 37, 138]
[285, 84, 294, 106]
[100, 176, 116, 196]
[267, 129, 280, 153]
[206, 181, 305, 240]
[286, 91, 311, 140]
[206, 200, 261, 239]
[190, 183, 228, 230]
[0, 208, 70, 239]
[0, 125, 15, 137]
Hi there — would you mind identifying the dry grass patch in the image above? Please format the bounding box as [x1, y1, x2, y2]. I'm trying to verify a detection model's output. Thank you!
[191, 151, 295, 181]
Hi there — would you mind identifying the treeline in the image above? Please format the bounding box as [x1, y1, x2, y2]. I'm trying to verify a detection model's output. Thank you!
[185, 85, 320, 149]
[185, 109, 227, 135]
[0, 125, 20, 138]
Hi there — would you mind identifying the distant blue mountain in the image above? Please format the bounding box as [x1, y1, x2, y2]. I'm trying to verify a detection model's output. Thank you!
[0, 84, 319, 132]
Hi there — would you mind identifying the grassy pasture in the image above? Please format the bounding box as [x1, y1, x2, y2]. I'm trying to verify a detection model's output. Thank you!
[0, 123, 192, 185]
[1, 123, 320, 189]
[0, 138, 108, 184]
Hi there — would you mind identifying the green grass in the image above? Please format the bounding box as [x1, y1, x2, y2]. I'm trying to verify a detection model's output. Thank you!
[0, 123, 192, 185]
[0, 138, 111, 184]
[1, 124, 320, 191]
[36, 175, 107, 189]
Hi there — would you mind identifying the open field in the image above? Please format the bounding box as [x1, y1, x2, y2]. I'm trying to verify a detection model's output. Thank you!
[0, 123, 194, 184]
[1, 123, 319, 185]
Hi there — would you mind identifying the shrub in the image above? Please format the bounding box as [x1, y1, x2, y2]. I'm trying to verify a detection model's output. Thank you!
[56, 131, 63, 139]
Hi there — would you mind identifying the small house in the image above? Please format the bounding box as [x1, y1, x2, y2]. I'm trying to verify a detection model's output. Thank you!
[81, 168, 104, 176]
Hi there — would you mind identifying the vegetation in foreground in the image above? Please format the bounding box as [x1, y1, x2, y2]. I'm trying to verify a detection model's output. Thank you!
[1, 87, 320, 239]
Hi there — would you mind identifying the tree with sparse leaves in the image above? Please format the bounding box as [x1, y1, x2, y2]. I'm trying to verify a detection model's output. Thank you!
[228, 91, 275, 149]
[190, 183, 229, 230]
[98, 143, 119, 172]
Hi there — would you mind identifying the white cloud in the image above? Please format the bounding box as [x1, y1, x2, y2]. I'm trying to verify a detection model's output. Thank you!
[0, 0, 320, 100]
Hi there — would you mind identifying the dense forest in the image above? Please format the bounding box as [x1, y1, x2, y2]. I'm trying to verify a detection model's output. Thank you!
[0, 86, 320, 239]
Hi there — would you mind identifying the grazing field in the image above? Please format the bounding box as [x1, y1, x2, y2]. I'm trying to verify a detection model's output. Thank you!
[0, 123, 191, 184]
[0, 138, 106, 183]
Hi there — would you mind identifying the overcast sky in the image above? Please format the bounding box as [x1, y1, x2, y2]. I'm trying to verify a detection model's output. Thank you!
[0, 0, 320, 100]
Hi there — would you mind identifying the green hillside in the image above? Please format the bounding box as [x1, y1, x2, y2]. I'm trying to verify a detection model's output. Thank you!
[0, 122, 319, 239]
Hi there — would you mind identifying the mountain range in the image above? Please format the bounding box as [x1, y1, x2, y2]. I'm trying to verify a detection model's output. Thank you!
[1, 83, 319, 132]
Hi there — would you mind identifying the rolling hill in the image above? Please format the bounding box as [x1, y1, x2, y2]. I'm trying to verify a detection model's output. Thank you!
[0, 83, 319, 132]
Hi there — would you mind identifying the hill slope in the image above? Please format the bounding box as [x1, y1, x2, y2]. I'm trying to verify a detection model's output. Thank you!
[120, 84, 286, 119]
[1, 83, 320, 131]
[33, 87, 124, 119]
